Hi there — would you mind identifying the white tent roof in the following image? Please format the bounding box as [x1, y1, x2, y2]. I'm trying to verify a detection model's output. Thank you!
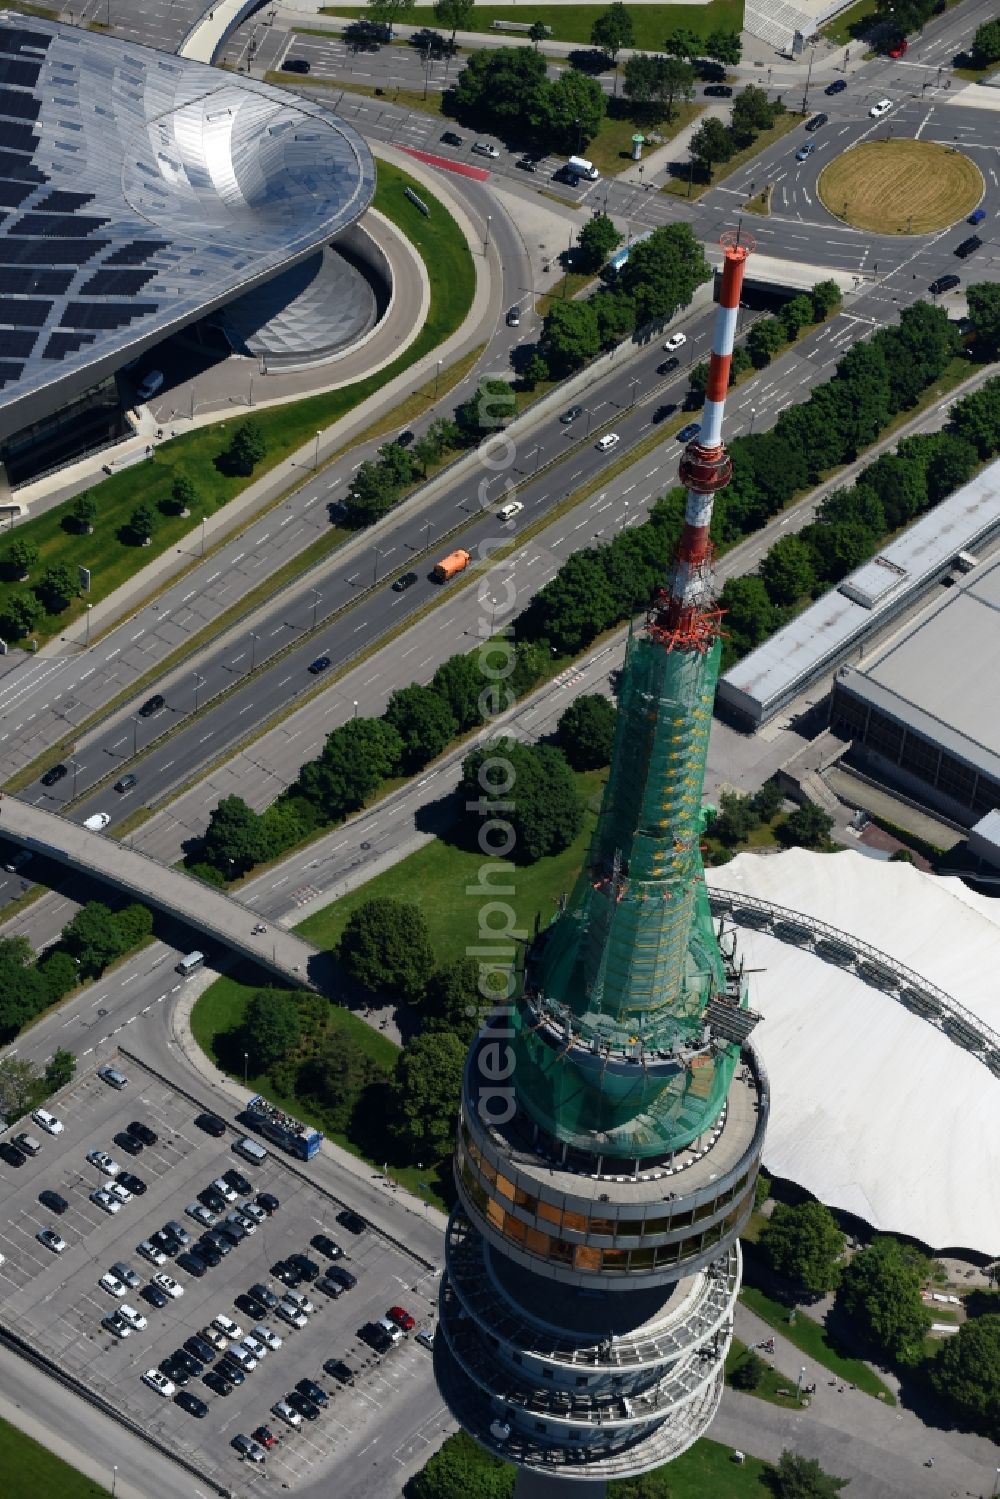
[705, 850, 1000, 1254]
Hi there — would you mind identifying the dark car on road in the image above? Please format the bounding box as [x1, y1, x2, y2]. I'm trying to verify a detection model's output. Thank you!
[288, 1253, 320, 1282]
[223, 1168, 252, 1195]
[440, 130, 462, 147]
[929, 274, 961, 295]
[324, 1358, 354, 1384]
[236, 1293, 268, 1320]
[328, 1264, 358, 1290]
[185, 1335, 216, 1365]
[40, 764, 68, 787]
[652, 403, 676, 424]
[286, 1391, 320, 1422]
[39, 1190, 68, 1215]
[195, 1113, 226, 1137]
[196, 1238, 223, 1266]
[175, 1390, 209, 1418]
[311, 1234, 344, 1260]
[338, 1209, 366, 1234]
[257, 1192, 280, 1215]
[114, 773, 137, 793]
[217, 1357, 246, 1387]
[250, 1282, 280, 1310]
[805, 111, 828, 132]
[825, 78, 847, 94]
[272, 1258, 302, 1287]
[515, 156, 538, 172]
[676, 422, 701, 443]
[141, 1284, 169, 1308]
[955, 235, 982, 258]
[296, 1377, 328, 1407]
[283, 56, 310, 72]
[559, 404, 583, 425]
[199, 1185, 227, 1213]
[0, 1142, 26, 1167]
[138, 694, 164, 718]
[656, 356, 680, 376]
[392, 571, 418, 593]
[114, 1131, 143, 1156]
[704, 84, 732, 96]
[359, 1321, 393, 1353]
[127, 1120, 157, 1146]
[204, 1369, 233, 1397]
[176, 1252, 208, 1278]
[308, 655, 331, 675]
[118, 1171, 146, 1196]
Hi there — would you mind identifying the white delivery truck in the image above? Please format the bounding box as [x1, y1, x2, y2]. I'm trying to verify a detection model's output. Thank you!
[567, 155, 600, 181]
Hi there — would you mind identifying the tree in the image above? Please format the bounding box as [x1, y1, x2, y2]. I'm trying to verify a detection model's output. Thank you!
[529, 19, 546, 47]
[663, 26, 702, 61]
[730, 1349, 767, 1389]
[616, 222, 710, 326]
[340, 897, 435, 1001]
[967, 282, 1000, 356]
[760, 534, 815, 606]
[61, 901, 126, 979]
[557, 693, 617, 769]
[731, 83, 774, 137]
[410, 435, 440, 477]
[522, 351, 550, 389]
[127, 504, 157, 545]
[377, 440, 416, 490]
[622, 54, 693, 123]
[167, 473, 197, 514]
[72, 494, 97, 532]
[521, 548, 618, 653]
[705, 27, 742, 65]
[344, 458, 401, 526]
[365, 0, 416, 37]
[531, 70, 606, 152]
[689, 115, 733, 177]
[390, 1030, 466, 1160]
[710, 789, 760, 846]
[592, 3, 634, 63]
[461, 738, 582, 863]
[243, 988, 301, 1073]
[929, 1315, 1000, 1435]
[433, 652, 485, 732]
[950, 377, 1000, 459]
[299, 1022, 382, 1132]
[114, 902, 154, 950]
[202, 795, 271, 876]
[770, 1450, 849, 1499]
[971, 16, 1000, 66]
[0, 584, 40, 638]
[880, 301, 960, 415]
[7, 539, 37, 580]
[837, 1236, 932, 1364]
[43, 1047, 76, 1093]
[593, 288, 637, 348]
[777, 800, 834, 850]
[433, 0, 474, 46]
[452, 46, 547, 126]
[0, 1055, 41, 1119]
[384, 682, 457, 772]
[811, 279, 842, 320]
[754, 1169, 773, 1206]
[831, 339, 892, 457]
[424, 956, 485, 1039]
[410, 1431, 515, 1499]
[759, 1199, 846, 1296]
[577, 213, 622, 273]
[456, 376, 516, 440]
[719, 576, 775, 653]
[299, 717, 403, 820]
[747, 315, 786, 368]
[225, 418, 267, 476]
[35, 562, 77, 611]
[780, 294, 815, 340]
[38, 949, 78, 1004]
[542, 299, 601, 375]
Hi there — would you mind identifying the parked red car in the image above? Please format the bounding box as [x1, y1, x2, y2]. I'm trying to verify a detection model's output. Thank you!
[387, 1305, 415, 1332]
[887, 38, 907, 57]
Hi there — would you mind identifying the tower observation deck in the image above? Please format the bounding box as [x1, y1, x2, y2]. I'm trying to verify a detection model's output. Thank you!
[435, 237, 769, 1494]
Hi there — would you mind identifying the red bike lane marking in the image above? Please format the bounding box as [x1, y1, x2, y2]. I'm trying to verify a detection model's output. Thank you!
[395, 146, 490, 181]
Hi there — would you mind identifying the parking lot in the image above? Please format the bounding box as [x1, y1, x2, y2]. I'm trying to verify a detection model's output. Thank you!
[0, 1059, 440, 1491]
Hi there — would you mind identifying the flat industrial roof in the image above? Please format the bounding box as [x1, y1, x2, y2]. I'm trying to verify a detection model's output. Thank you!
[0, 17, 374, 438]
[708, 849, 1000, 1254]
[718, 456, 1000, 722]
[836, 555, 1000, 784]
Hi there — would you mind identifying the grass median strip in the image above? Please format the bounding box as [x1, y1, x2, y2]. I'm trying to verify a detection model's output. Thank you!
[0, 1416, 112, 1499]
[319, 2, 742, 49]
[661, 110, 802, 202]
[269, 71, 446, 116]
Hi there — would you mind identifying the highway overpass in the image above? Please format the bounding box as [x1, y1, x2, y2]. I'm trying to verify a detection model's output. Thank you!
[0, 796, 328, 990]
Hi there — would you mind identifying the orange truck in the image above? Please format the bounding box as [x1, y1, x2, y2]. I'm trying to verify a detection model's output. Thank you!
[432, 548, 471, 582]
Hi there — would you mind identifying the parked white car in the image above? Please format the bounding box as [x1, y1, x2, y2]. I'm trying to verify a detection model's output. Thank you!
[138, 1239, 168, 1266]
[869, 97, 892, 118]
[119, 1304, 147, 1330]
[86, 1150, 120, 1176]
[108, 1181, 132, 1204]
[662, 331, 687, 352]
[32, 1108, 63, 1136]
[242, 1334, 268, 1361]
[252, 1324, 283, 1352]
[91, 1189, 121, 1215]
[212, 1314, 243, 1340]
[142, 1369, 175, 1397]
[272, 1400, 302, 1428]
[276, 1301, 307, 1329]
[152, 1272, 183, 1299]
[102, 1313, 130, 1338]
[99, 1272, 127, 1298]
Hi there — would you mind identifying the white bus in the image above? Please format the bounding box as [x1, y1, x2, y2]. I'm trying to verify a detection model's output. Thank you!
[176, 950, 205, 977]
[567, 155, 600, 181]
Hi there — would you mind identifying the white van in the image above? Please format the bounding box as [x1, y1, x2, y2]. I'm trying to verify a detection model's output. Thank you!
[567, 155, 599, 181]
[176, 950, 204, 977]
[233, 1137, 268, 1165]
[596, 433, 620, 453]
[83, 813, 110, 832]
[119, 1304, 148, 1331]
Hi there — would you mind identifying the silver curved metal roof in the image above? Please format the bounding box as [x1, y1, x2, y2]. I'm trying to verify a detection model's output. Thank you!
[0, 15, 376, 437]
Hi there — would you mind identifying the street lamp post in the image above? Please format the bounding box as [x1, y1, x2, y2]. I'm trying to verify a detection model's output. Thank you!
[111, 1467, 118, 1498]
[585, 408, 593, 437]
[353, 699, 359, 720]
[85, 602, 92, 647]
[70, 758, 81, 799]
[802, 45, 816, 115]
[372, 545, 387, 585]
[314, 430, 321, 469]
[132, 716, 140, 758]
[243, 1052, 249, 1087]
[193, 671, 205, 712]
[434, 357, 443, 398]
[250, 630, 259, 671]
[796, 1365, 807, 1399]
[310, 588, 321, 630]
[749, 407, 756, 436]
[628, 378, 639, 407]
[423, 518, 432, 552]
[484, 214, 492, 252]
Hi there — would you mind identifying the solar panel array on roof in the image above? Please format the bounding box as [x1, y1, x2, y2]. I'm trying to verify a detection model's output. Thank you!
[16, 213, 107, 238]
[0, 296, 50, 326]
[0, 267, 71, 294]
[42, 329, 94, 359]
[0, 237, 107, 264]
[0, 89, 40, 122]
[60, 300, 156, 329]
[0, 329, 36, 358]
[34, 189, 94, 213]
[0, 121, 38, 153]
[103, 240, 168, 266]
[0, 180, 33, 208]
[0, 360, 21, 386]
[0, 59, 41, 89]
[80, 268, 156, 297]
[0, 152, 44, 180]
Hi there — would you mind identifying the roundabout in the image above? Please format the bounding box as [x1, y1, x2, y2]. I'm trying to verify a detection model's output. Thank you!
[816, 138, 983, 235]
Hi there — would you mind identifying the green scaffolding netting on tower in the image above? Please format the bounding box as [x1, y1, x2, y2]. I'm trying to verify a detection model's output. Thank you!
[512, 623, 738, 1159]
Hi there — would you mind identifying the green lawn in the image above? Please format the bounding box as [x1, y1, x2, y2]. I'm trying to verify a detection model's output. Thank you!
[820, 0, 879, 44]
[295, 768, 607, 965]
[726, 1337, 810, 1409]
[586, 101, 703, 178]
[739, 1286, 896, 1403]
[662, 109, 803, 201]
[0, 160, 473, 650]
[320, 2, 743, 49]
[269, 70, 446, 115]
[0, 1416, 111, 1499]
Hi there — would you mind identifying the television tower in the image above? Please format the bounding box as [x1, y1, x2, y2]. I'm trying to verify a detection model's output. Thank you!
[435, 235, 769, 1495]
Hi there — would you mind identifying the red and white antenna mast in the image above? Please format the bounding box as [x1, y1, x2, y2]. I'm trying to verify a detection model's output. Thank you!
[654, 230, 754, 647]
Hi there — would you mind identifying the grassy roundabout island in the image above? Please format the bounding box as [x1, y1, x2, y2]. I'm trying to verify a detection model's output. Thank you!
[817, 139, 983, 234]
